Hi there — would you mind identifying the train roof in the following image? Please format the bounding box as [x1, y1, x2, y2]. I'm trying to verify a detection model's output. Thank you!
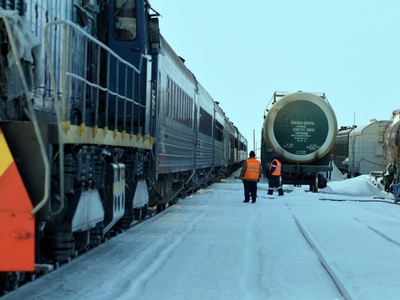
[350, 119, 388, 134]
[159, 35, 195, 82]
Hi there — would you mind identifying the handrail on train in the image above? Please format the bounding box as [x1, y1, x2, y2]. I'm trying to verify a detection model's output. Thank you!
[0, 11, 50, 215]
[42, 20, 147, 215]
[43, 19, 144, 133]
[0, 14, 148, 215]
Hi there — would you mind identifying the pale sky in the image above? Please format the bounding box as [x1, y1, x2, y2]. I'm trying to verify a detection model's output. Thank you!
[150, 0, 400, 152]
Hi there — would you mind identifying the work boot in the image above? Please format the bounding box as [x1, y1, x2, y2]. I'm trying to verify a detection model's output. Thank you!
[243, 199, 249, 203]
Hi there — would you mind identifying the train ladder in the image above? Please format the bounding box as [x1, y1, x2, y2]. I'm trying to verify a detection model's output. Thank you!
[0, 126, 35, 271]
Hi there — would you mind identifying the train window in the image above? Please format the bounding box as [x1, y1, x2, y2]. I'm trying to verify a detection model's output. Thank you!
[200, 108, 212, 136]
[170, 88, 173, 118]
[165, 76, 193, 128]
[166, 76, 171, 117]
[114, 0, 137, 40]
[215, 121, 224, 141]
[179, 88, 183, 123]
[177, 86, 181, 122]
[185, 94, 189, 127]
[173, 83, 177, 120]
[187, 95, 194, 128]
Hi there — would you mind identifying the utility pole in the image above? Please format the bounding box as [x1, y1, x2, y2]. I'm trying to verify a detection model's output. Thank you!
[253, 129, 255, 152]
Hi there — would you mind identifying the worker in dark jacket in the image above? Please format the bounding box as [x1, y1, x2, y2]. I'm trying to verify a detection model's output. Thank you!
[239, 151, 261, 203]
[267, 153, 284, 196]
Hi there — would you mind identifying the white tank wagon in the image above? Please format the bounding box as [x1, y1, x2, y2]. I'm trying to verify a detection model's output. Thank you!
[333, 125, 356, 175]
[344, 119, 388, 177]
[261, 91, 337, 192]
[382, 110, 400, 199]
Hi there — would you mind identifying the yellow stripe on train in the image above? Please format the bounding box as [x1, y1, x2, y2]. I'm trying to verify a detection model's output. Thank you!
[0, 128, 13, 176]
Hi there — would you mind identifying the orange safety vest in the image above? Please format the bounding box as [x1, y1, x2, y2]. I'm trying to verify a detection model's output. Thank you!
[269, 159, 281, 176]
[243, 158, 261, 181]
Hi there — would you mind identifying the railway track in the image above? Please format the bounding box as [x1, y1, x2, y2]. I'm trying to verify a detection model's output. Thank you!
[0, 205, 162, 296]
[3, 182, 400, 299]
[294, 215, 352, 299]
[291, 200, 400, 300]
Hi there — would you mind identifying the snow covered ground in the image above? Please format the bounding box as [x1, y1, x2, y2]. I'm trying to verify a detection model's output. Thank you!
[3, 171, 400, 300]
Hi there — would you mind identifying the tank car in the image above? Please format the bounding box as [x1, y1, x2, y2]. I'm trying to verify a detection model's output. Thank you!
[261, 91, 337, 192]
[382, 110, 400, 199]
[343, 119, 388, 177]
[0, 0, 246, 293]
[333, 126, 356, 175]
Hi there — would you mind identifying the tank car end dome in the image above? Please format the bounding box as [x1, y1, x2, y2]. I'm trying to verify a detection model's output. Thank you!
[263, 92, 337, 163]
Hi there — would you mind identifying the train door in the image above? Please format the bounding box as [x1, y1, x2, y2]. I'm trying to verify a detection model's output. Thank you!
[107, 0, 155, 136]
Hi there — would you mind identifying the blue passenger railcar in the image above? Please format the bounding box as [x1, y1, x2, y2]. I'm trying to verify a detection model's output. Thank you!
[151, 35, 245, 208]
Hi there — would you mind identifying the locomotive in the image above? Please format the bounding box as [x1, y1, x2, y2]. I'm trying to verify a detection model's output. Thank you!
[0, 0, 247, 292]
[261, 91, 337, 192]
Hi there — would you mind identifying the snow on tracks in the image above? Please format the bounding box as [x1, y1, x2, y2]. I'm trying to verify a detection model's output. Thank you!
[289, 192, 400, 300]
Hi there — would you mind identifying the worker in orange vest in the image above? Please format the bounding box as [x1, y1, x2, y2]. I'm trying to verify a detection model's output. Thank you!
[239, 151, 261, 203]
[267, 153, 284, 196]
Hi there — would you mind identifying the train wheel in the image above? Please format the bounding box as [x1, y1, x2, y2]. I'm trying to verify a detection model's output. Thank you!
[309, 174, 319, 192]
[25, 272, 36, 282]
[134, 208, 141, 220]
[42, 232, 75, 263]
[157, 203, 166, 213]
[0, 272, 20, 294]
[141, 205, 148, 220]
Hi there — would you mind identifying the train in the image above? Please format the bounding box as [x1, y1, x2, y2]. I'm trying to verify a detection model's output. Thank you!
[0, 0, 247, 292]
[381, 110, 400, 200]
[332, 111, 400, 202]
[261, 91, 337, 192]
[333, 119, 388, 177]
[333, 125, 357, 175]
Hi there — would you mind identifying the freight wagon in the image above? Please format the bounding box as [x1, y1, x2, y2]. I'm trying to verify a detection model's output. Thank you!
[261, 91, 337, 192]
